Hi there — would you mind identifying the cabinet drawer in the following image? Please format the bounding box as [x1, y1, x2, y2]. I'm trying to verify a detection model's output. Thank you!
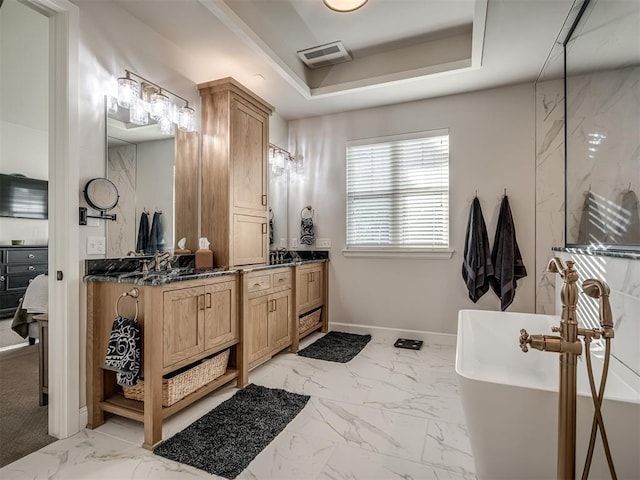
[272, 271, 291, 288]
[5, 249, 48, 264]
[0, 291, 23, 309]
[6, 273, 37, 290]
[6, 264, 48, 274]
[246, 274, 271, 293]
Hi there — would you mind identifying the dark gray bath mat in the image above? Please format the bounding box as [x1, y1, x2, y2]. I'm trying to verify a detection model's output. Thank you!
[298, 331, 371, 363]
[154, 383, 309, 479]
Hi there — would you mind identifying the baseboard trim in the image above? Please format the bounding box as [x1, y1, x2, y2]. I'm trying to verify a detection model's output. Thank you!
[329, 322, 456, 346]
[79, 406, 88, 432]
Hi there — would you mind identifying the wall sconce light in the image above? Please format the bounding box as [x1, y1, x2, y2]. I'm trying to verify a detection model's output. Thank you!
[112, 69, 196, 133]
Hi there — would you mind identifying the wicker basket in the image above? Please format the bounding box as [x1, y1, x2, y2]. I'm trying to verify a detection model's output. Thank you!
[299, 307, 322, 332]
[123, 349, 229, 407]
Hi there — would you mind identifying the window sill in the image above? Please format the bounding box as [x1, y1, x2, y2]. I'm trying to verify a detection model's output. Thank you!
[342, 248, 454, 259]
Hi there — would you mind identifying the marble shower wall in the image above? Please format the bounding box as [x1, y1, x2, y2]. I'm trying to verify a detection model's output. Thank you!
[107, 144, 136, 257]
[556, 251, 640, 376]
[535, 78, 565, 314]
[566, 66, 640, 245]
[536, 70, 640, 375]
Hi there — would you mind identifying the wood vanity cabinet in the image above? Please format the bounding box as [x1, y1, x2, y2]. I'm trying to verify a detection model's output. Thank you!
[198, 77, 274, 267]
[163, 280, 237, 369]
[241, 267, 293, 380]
[86, 274, 241, 449]
[292, 262, 329, 352]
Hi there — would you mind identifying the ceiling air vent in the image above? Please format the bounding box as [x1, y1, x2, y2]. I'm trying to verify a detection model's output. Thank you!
[297, 41, 352, 69]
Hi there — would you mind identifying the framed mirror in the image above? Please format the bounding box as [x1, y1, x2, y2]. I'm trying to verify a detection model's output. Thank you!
[105, 97, 199, 257]
[565, 0, 640, 250]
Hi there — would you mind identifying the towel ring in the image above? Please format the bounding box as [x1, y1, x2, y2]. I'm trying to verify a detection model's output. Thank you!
[300, 205, 314, 219]
[115, 288, 139, 321]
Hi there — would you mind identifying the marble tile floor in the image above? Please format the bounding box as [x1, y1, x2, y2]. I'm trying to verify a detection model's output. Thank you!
[0, 332, 476, 480]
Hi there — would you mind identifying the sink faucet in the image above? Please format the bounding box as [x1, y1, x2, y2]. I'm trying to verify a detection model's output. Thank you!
[154, 251, 173, 272]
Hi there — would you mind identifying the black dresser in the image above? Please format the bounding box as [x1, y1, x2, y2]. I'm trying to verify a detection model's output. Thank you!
[0, 246, 48, 318]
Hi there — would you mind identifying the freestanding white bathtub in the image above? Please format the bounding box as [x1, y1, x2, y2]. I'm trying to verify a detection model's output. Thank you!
[456, 309, 640, 480]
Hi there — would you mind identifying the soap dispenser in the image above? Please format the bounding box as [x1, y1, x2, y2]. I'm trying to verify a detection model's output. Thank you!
[195, 237, 213, 269]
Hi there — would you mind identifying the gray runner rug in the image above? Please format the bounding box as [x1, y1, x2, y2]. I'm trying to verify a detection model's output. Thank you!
[154, 383, 309, 479]
[298, 331, 371, 363]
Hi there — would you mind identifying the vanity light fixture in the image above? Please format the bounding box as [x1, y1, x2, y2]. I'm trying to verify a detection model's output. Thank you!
[115, 69, 197, 133]
[323, 0, 367, 13]
[269, 144, 303, 177]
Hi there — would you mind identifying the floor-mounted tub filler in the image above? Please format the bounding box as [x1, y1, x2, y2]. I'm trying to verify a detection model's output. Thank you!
[456, 301, 640, 478]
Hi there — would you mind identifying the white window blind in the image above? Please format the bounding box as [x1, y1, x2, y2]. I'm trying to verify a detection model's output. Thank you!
[346, 131, 449, 250]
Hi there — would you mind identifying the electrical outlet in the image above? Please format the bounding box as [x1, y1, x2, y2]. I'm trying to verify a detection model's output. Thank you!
[316, 238, 331, 248]
[87, 217, 100, 227]
[290, 238, 298, 249]
[279, 238, 286, 248]
[87, 236, 106, 255]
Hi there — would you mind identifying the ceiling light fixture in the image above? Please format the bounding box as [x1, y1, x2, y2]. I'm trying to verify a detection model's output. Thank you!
[114, 69, 196, 133]
[323, 0, 367, 13]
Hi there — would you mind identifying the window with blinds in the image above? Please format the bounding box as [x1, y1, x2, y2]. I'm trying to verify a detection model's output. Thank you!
[346, 130, 449, 250]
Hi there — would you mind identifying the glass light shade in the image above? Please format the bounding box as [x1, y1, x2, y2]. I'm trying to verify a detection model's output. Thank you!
[106, 95, 118, 114]
[129, 98, 149, 126]
[275, 151, 285, 169]
[178, 105, 195, 132]
[323, 0, 367, 12]
[150, 92, 170, 121]
[158, 115, 175, 135]
[117, 76, 138, 108]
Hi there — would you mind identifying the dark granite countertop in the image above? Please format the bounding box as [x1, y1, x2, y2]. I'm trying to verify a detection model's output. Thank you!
[552, 246, 640, 260]
[84, 267, 239, 286]
[84, 251, 329, 285]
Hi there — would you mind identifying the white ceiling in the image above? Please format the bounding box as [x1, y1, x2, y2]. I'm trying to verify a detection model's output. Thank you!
[112, 0, 577, 120]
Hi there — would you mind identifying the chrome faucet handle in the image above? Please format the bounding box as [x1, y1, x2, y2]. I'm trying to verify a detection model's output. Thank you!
[519, 329, 531, 352]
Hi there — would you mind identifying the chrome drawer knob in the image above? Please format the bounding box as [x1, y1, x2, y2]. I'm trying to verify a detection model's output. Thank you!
[28, 253, 35, 259]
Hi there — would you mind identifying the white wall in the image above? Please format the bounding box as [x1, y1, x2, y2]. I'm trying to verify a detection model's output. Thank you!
[288, 83, 536, 334]
[0, 0, 49, 245]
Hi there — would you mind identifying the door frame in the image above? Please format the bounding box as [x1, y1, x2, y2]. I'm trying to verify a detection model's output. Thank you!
[24, 0, 80, 439]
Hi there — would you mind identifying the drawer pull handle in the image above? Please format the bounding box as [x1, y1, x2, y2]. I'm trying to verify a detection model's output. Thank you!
[198, 294, 205, 310]
[262, 194, 267, 206]
[28, 266, 35, 271]
[278, 278, 284, 283]
[28, 254, 35, 259]
[262, 223, 267, 234]
[206, 293, 212, 309]
[253, 283, 262, 288]
[0, 275, 5, 282]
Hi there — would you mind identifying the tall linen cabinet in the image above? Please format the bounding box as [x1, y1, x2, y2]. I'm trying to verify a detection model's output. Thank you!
[198, 78, 274, 267]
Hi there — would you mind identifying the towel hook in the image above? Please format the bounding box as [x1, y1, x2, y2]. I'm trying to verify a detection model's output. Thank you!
[115, 288, 139, 321]
[300, 205, 314, 219]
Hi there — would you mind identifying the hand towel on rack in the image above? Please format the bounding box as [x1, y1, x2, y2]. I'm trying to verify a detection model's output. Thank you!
[490, 195, 527, 311]
[104, 316, 141, 387]
[617, 189, 640, 244]
[22, 274, 48, 314]
[147, 211, 165, 253]
[462, 197, 494, 302]
[136, 211, 150, 254]
[577, 191, 606, 244]
[300, 217, 315, 245]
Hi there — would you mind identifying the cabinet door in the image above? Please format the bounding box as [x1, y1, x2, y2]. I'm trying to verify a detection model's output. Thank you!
[308, 266, 323, 310]
[163, 286, 205, 368]
[247, 295, 270, 364]
[204, 281, 238, 352]
[231, 100, 267, 212]
[269, 290, 292, 352]
[233, 214, 267, 265]
[296, 269, 312, 313]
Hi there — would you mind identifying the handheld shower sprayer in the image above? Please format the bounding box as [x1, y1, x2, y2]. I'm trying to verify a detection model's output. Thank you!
[582, 279, 614, 330]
